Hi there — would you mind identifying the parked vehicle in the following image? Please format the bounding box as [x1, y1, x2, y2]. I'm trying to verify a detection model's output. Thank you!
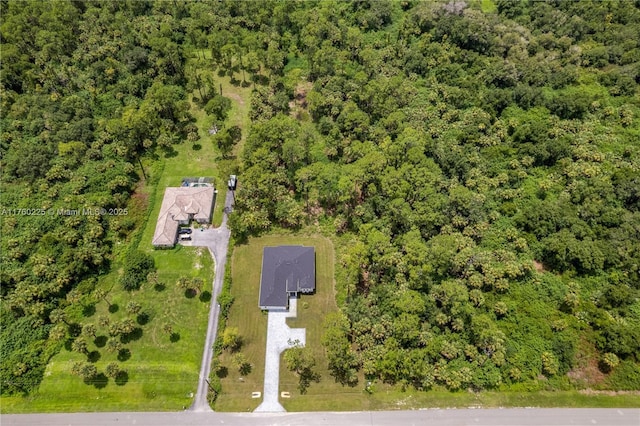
[178, 228, 192, 235]
[228, 174, 237, 190]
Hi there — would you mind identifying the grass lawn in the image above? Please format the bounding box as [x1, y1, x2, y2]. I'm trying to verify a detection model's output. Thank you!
[213, 234, 336, 412]
[1, 245, 213, 413]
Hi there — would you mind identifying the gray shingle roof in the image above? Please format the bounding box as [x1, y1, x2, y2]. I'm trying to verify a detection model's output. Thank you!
[259, 246, 315, 309]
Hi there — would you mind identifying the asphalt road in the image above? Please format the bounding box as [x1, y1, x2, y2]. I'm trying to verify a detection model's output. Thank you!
[188, 189, 233, 412]
[4, 408, 639, 426]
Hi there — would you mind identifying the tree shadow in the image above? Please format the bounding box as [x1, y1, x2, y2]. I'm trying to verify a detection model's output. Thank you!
[163, 148, 178, 158]
[254, 75, 269, 86]
[115, 371, 129, 386]
[192, 143, 202, 151]
[117, 348, 131, 362]
[87, 350, 101, 363]
[82, 304, 96, 317]
[137, 312, 150, 326]
[87, 373, 108, 389]
[121, 328, 143, 344]
[199, 291, 212, 303]
[184, 289, 197, 299]
[154, 283, 166, 292]
[108, 303, 119, 314]
[170, 332, 180, 343]
[216, 366, 228, 378]
[94, 335, 107, 348]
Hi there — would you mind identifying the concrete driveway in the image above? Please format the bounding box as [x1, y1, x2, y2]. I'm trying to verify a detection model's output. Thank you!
[187, 190, 233, 412]
[255, 297, 306, 413]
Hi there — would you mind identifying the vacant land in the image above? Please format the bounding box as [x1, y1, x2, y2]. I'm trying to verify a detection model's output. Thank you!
[214, 234, 336, 412]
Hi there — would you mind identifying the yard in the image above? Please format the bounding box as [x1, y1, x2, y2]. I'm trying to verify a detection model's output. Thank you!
[213, 234, 338, 411]
[2, 245, 213, 413]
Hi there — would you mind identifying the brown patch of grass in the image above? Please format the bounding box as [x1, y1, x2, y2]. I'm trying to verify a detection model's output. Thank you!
[567, 338, 607, 388]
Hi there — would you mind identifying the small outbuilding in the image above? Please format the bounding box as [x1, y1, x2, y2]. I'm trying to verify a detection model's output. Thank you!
[259, 246, 315, 310]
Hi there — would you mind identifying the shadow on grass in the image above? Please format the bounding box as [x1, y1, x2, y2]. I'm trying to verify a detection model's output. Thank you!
[87, 350, 101, 363]
[118, 348, 131, 362]
[82, 304, 96, 317]
[164, 148, 178, 158]
[170, 332, 181, 343]
[137, 312, 150, 325]
[94, 335, 107, 348]
[199, 291, 212, 303]
[154, 283, 166, 292]
[108, 304, 119, 314]
[115, 370, 129, 386]
[86, 373, 108, 389]
[121, 328, 143, 344]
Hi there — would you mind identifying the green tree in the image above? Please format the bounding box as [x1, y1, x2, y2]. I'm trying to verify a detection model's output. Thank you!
[125, 301, 142, 316]
[284, 343, 320, 394]
[82, 324, 97, 339]
[121, 251, 155, 291]
[221, 327, 242, 351]
[71, 337, 88, 355]
[204, 95, 232, 121]
[105, 362, 121, 379]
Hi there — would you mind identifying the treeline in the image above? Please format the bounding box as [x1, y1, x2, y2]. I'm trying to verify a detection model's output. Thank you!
[0, 1, 193, 394]
[225, 1, 640, 391]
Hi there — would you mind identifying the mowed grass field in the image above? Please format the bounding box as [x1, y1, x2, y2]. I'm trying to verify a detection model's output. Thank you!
[213, 234, 337, 412]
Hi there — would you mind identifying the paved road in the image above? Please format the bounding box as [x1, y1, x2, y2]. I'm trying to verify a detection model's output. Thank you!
[4, 408, 639, 426]
[187, 190, 234, 412]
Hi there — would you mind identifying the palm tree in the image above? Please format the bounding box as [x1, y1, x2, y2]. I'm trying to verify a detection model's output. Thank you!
[106, 338, 122, 353]
[105, 362, 121, 379]
[125, 301, 142, 316]
[82, 324, 97, 339]
[49, 308, 69, 325]
[71, 337, 88, 355]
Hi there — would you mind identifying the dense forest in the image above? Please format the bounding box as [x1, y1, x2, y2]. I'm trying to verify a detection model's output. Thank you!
[2, 0, 640, 399]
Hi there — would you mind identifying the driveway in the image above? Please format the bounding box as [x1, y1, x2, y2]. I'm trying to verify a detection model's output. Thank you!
[254, 297, 306, 413]
[187, 190, 234, 412]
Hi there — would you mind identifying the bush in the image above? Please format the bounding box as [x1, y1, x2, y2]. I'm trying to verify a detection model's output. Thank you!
[121, 250, 155, 291]
[604, 360, 640, 390]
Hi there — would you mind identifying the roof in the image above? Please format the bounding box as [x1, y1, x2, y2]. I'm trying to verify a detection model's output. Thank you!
[259, 246, 315, 309]
[152, 186, 215, 246]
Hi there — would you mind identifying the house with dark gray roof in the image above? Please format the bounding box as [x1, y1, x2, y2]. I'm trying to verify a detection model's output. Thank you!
[259, 246, 315, 310]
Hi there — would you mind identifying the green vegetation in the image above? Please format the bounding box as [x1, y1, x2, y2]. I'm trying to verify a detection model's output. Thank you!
[214, 234, 335, 411]
[223, 0, 640, 401]
[2, 0, 639, 413]
[2, 244, 213, 413]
